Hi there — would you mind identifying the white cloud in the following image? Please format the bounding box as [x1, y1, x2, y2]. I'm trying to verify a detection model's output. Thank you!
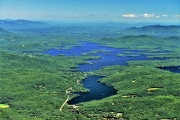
[142, 14, 154, 17]
[172, 14, 180, 17]
[162, 14, 168, 17]
[122, 13, 171, 18]
[122, 13, 138, 17]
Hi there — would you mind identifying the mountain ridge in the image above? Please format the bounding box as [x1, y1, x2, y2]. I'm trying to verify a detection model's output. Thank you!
[121, 25, 180, 36]
[0, 19, 51, 30]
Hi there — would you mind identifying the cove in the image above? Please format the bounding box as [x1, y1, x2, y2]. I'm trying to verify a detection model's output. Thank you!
[158, 66, 180, 73]
[68, 76, 117, 104]
[44, 42, 169, 104]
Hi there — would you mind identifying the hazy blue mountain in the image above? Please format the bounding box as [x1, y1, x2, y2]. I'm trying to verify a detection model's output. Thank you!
[0, 28, 5, 32]
[0, 28, 11, 35]
[121, 25, 180, 36]
[0, 19, 51, 30]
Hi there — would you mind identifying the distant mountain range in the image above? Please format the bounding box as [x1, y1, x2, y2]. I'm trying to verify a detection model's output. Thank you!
[0, 19, 179, 37]
[121, 25, 180, 36]
[0, 19, 51, 30]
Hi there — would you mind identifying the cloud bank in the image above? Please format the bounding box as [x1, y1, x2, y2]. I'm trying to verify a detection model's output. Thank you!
[141, 14, 154, 17]
[122, 13, 176, 18]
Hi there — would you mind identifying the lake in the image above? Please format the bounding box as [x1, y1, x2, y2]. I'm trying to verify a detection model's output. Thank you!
[44, 42, 173, 104]
[45, 42, 148, 72]
[67, 76, 117, 104]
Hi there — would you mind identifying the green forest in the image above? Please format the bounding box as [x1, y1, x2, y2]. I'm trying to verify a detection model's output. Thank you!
[0, 20, 180, 120]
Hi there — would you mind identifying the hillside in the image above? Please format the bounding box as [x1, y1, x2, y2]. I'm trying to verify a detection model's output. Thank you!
[0, 28, 9, 34]
[96, 35, 179, 49]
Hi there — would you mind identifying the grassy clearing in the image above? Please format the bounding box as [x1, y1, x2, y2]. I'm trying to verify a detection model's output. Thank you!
[0, 104, 9, 109]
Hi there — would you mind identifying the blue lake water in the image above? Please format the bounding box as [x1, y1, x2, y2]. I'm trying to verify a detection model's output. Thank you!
[45, 42, 148, 72]
[44, 42, 174, 104]
[158, 66, 180, 73]
[67, 76, 117, 104]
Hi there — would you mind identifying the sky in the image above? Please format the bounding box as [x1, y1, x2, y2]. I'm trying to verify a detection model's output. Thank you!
[0, 0, 179, 23]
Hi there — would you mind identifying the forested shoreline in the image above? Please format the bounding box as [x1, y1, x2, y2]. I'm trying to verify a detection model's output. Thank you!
[0, 20, 180, 119]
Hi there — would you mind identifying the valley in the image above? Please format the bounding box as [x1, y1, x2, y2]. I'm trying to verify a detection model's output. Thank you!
[0, 20, 180, 119]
